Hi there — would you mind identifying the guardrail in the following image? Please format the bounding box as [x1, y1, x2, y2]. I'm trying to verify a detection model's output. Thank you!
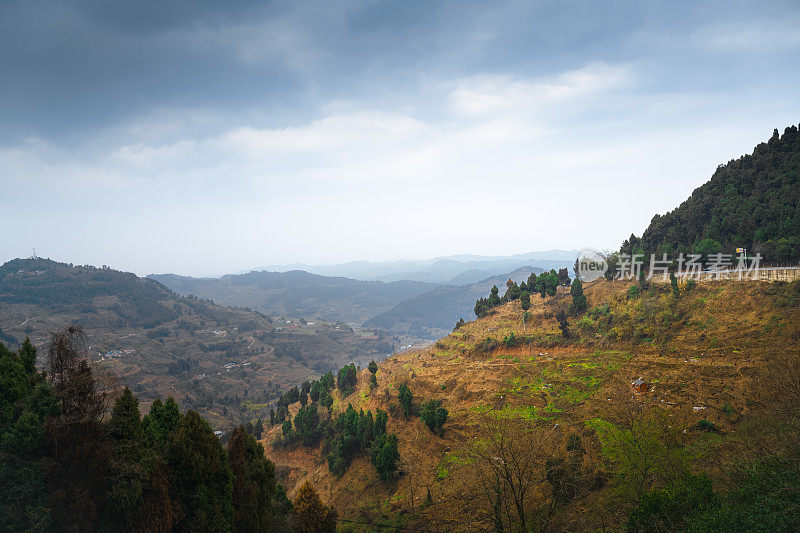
[651, 267, 800, 283]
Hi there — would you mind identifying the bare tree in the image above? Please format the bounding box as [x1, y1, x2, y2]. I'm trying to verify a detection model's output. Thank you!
[47, 325, 88, 386]
[468, 415, 560, 533]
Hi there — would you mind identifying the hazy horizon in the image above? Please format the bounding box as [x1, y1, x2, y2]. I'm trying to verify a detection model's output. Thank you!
[3, 0, 799, 276]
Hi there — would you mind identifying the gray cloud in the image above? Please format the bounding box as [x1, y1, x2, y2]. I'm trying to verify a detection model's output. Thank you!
[1, 0, 799, 275]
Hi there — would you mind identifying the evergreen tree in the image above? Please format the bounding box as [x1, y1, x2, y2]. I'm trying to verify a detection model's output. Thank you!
[398, 382, 414, 417]
[520, 291, 531, 312]
[142, 396, 182, 451]
[294, 404, 321, 447]
[18, 337, 37, 375]
[569, 278, 587, 314]
[227, 426, 276, 532]
[321, 371, 335, 391]
[670, 272, 680, 297]
[370, 433, 400, 482]
[337, 364, 358, 397]
[103, 387, 157, 530]
[167, 410, 234, 532]
[321, 392, 334, 411]
[368, 360, 378, 374]
[309, 380, 322, 402]
[420, 400, 449, 436]
[0, 342, 56, 532]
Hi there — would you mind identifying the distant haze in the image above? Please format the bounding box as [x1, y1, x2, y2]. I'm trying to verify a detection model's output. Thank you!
[2, 1, 799, 276]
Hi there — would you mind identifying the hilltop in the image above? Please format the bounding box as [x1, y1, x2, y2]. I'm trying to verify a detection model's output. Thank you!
[627, 123, 800, 262]
[149, 270, 437, 325]
[0, 258, 398, 428]
[263, 276, 800, 531]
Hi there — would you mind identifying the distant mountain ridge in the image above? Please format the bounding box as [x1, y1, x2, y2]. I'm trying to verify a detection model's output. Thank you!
[364, 266, 545, 341]
[254, 249, 578, 284]
[149, 270, 438, 324]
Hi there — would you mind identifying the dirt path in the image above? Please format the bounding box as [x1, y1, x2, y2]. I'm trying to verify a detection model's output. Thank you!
[6, 317, 30, 330]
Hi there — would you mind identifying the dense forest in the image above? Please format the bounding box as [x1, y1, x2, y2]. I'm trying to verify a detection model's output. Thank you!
[0, 327, 338, 532]
[623, 124, 800, 263]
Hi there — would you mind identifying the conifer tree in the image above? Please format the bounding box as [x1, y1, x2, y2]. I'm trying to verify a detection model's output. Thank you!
[227, 426, 276, 532]
[569, 279, 587, 314]
[167, 410, 234, 532]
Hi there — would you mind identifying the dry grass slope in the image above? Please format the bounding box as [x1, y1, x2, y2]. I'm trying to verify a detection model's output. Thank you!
[264, 278, 800, 531]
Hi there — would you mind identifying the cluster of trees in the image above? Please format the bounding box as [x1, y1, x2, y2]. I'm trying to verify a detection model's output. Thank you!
[269, 361, 399, 482]
[0, 328, 284, 532]
[474, 270, 570, 318]
[272, 360, 372, 428]
[337, 363, 358, 396]
[622, 124, 800, 264]
[272, 371, 335, 426]
[327, 405, 399, 482]
[398, 383, 449, 436]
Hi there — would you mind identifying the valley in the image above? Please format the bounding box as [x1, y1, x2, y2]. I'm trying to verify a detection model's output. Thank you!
[0, 258, 398, 429]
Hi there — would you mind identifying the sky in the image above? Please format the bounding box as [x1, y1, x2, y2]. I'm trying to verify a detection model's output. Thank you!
[2, 0, 799, 277]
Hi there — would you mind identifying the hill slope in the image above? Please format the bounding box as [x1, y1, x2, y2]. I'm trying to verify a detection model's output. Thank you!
[0, 258, 398, 428]
[263, 276, 800, 531]
[363, 266, 544, 341]
[628, 124, 800, 262]
[149, 270, 438, 324]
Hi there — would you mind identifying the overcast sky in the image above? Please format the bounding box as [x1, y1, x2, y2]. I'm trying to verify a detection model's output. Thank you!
[2, 0, 799, 276]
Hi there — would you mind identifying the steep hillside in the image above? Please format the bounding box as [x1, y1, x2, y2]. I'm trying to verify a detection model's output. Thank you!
[0, 258, 398, 428]
[150, 270, 437, 324]
[364, 266, 543, 341]
[628, 124, 800, 262]
[263, 277, 800, 531]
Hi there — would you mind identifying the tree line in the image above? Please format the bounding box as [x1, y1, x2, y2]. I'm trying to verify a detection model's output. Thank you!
[474, 269, 571, 318]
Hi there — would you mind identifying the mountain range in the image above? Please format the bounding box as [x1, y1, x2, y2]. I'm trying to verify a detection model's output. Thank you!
[252, 249, 578, 284]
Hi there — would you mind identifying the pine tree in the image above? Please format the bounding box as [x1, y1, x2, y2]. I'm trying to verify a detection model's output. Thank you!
[398, 383, 414, 417]
[227, 426, 276, 532]
[103, 387, 157, 530]
[167, 410, 234, 532]
[569, 279, 587, 314]
[670, 272, 680, 297]
[18, 337, 36, 375]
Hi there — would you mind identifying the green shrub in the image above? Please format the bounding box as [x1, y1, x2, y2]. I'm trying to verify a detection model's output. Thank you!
[697, 419, 716, 432]
[627, 473, 717, 532]
[420, 400, 448, 436]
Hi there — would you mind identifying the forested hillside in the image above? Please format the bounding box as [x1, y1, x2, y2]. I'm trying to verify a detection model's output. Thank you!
[0, 332, 314, 531]
[624, 124, 800, 262]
